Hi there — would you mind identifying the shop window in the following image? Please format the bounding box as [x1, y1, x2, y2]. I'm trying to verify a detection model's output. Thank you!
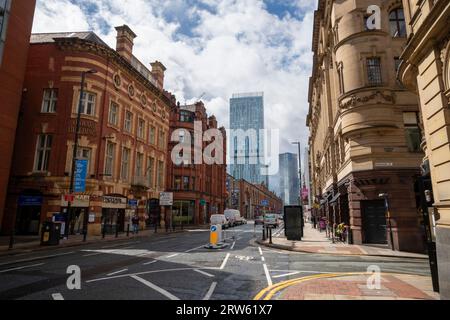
[41, 89, 58, 113]
[34, 134, 52, 172]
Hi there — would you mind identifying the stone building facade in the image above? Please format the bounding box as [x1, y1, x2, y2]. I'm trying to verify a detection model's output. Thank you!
[226, 174, 282, 219]
[398, 0, 450, 299]
[0, 0, 36, 233]
[166, 102, 227, 225]
[2, 26, 174, 236]
[307, 0, 425, 252]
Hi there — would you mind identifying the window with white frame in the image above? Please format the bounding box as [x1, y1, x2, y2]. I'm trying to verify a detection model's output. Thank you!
[105, 142, 115, 177]
[121, 147, 131, 181]
[109, 101, 119, 126]
[157, 160, 164, 189]
[158, 130, 166, 149]
[389, 8, 406, 37]
[34, 134, 52, 172]
[0, 0, 11, 66]
[149, 125, 156, 145]
[137, 118, 145, 139]
[41, 89, 58, 113]
[124, 111, 133, 133]
[78, 91, 97, 116]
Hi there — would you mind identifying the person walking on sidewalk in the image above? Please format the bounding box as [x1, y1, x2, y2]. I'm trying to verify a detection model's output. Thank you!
[319, 217, 326, 233]
[132, 214, 140, 235]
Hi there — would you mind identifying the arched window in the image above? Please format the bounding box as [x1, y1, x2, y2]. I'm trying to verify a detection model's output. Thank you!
[389, 8, 406, 37]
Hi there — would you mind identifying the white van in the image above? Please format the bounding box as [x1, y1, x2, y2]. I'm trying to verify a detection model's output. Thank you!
[210, 214, 228, 229]
[224, 209, 241, 227]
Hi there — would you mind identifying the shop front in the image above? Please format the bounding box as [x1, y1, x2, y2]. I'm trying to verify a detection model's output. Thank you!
[60, 195, 90, 236]
[16, 192, 43, 235]
[173, 200, 195, 226]
[102, 195, 127, 234]
[146, 198, 160, 228]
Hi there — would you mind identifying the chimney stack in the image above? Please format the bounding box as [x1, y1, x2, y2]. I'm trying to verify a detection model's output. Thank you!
[115, 25, 137, 62]
[151, 61, 166, 89]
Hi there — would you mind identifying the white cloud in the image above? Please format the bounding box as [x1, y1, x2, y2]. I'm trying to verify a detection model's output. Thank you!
[32, 0, 315, 187]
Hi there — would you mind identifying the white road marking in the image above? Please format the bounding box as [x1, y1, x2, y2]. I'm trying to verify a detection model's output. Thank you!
[261, 256, 265, 262]
[219, 253, 231, 270]
[131, 275, 180, 300]
[194, 269, 215, 277]
[272, 271, 301, 279]
[203, 282, 217, 300]
[258, 247, 263, 255]
[83, 252, 103, 257]
[143, 260, 157, 266]
[0, 252, 75, 267]
[87, 268, 204, 283]
[0, 263, 45, 274]
[166, 253, 179, 258]
[101, 241, 139, 249]
[230, 241, 236, 250]
[81, 249, 153, 257]
[263, 264, 273, 287]
[107, 269, 128, 276]
[184, 245, 205, 253]
[270, 269, 331, 274]
[52, 293, 64, 300]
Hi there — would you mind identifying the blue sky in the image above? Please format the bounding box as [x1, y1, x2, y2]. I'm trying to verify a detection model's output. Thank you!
[32, 0, 317, 192]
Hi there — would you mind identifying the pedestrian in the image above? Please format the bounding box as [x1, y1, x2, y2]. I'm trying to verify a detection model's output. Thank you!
[319, 217, 326, 232]
[132, 214, 140, 235]
[313, 215, 317, 229]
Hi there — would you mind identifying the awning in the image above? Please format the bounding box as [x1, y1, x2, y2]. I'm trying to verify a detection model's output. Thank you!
[330, 193, 341, 204]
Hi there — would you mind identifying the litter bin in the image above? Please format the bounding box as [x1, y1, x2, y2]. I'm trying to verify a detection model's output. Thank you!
[41, 221, 61, 246]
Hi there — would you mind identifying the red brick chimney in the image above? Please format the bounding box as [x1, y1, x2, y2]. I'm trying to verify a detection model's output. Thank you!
[115, 25, 137, 62]
[151, 61, 166, 89]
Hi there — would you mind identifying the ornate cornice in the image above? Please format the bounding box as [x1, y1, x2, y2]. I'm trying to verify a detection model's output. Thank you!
[53, 37, 176, 109]
[339, 90, 396, 110]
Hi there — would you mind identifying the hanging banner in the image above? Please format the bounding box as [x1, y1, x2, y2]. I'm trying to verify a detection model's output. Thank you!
[74, 159, 88, 193]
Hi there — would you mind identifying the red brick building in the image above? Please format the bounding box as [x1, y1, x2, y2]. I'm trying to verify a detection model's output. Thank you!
[2, 25, 174, 236]
[167, 102, 227, 225]
[226, 174, 282, 219]
[0, 0, 36, 234]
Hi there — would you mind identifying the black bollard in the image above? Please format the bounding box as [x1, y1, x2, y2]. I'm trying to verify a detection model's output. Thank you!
[115, 225, 119, 238]
[126, 224, 130, 237]
[269, 227, 273, 244]
[102, 224, 106, 239]
[262, 226, 266, 241]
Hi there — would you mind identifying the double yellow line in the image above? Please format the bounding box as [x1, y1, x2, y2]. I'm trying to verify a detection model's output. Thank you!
[253, 272, 375, 300]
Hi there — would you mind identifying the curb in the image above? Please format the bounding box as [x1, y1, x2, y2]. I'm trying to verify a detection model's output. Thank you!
[256, 240, 428, 260]
[0, 229, 191, 258]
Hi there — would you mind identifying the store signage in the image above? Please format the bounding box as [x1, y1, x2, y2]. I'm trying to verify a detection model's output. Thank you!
[128, 199, 139, 208]
[375, 162, 394, 167]
[261, 199, 269, 206]
[159, 192, 173, 206]
[102, 196, 127, 209]
[61, 195, 90, 207]
[18, 195, 43, 207]
[74, 159, 88, 193]
[200, 199, 206, 206]
[68, 119, 97, 136]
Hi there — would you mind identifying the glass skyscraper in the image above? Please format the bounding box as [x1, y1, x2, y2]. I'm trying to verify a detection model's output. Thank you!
[229, 92, 266, 185]
[279, 153, 300, 205]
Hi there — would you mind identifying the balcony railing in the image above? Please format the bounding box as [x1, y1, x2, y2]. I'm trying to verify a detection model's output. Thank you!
[131, 175, 150, 189]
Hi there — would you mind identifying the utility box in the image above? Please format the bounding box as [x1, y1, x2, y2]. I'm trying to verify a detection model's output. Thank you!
[284, 206, 304, 241]
[41, 221, 61, 246]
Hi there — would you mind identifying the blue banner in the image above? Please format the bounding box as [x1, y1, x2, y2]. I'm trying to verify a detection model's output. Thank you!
[128, 199, 138, 208]
[18, 195, 43, 207]
[74, 159, 88, 193]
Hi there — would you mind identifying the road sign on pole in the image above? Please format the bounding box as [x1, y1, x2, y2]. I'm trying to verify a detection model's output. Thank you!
[159, 192, 173, 206]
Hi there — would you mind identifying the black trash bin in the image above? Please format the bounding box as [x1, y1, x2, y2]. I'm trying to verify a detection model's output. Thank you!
[41, 221, 61, 246]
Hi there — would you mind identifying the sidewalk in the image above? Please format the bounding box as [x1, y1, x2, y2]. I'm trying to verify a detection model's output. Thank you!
[269, 273, 440, 300]
[0, 225, 208, 257]
[257, 223, 428, 259]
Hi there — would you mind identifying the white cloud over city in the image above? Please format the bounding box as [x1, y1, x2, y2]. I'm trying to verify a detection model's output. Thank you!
[32, 0, 316, 191]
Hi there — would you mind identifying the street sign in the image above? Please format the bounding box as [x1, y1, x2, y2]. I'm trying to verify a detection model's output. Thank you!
[64, 194, 75, 203]
[128, 199, 138, 208]
[200, 199, 206, 206]
[261, 199, 269, 206]
[159, 192, 173, 206]
[209, 224, 222, 246]
[18, 195, 43, 207]
[74, 159, 88, 193]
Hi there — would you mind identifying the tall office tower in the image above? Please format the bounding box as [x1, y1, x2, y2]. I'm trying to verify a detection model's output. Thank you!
[229, 92, 265, 184]
[279, 153, 300, 205]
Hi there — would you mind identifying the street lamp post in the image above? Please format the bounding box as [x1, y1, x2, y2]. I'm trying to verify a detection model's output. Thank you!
[291, 142, 302, 206]
[65, 69, 97, 240]
[379, 193, 395, 251]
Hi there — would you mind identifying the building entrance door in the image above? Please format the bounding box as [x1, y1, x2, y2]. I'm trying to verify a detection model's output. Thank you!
[362, 200, 387, 244]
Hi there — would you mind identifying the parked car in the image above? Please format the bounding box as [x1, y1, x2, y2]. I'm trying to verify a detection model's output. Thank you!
[210, 214, 229, 229]
[263, 213, 280, 228]
[224, 209, 239, 227]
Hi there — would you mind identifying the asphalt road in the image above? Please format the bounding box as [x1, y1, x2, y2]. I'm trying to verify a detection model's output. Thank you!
[0, 222, 431, 300]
